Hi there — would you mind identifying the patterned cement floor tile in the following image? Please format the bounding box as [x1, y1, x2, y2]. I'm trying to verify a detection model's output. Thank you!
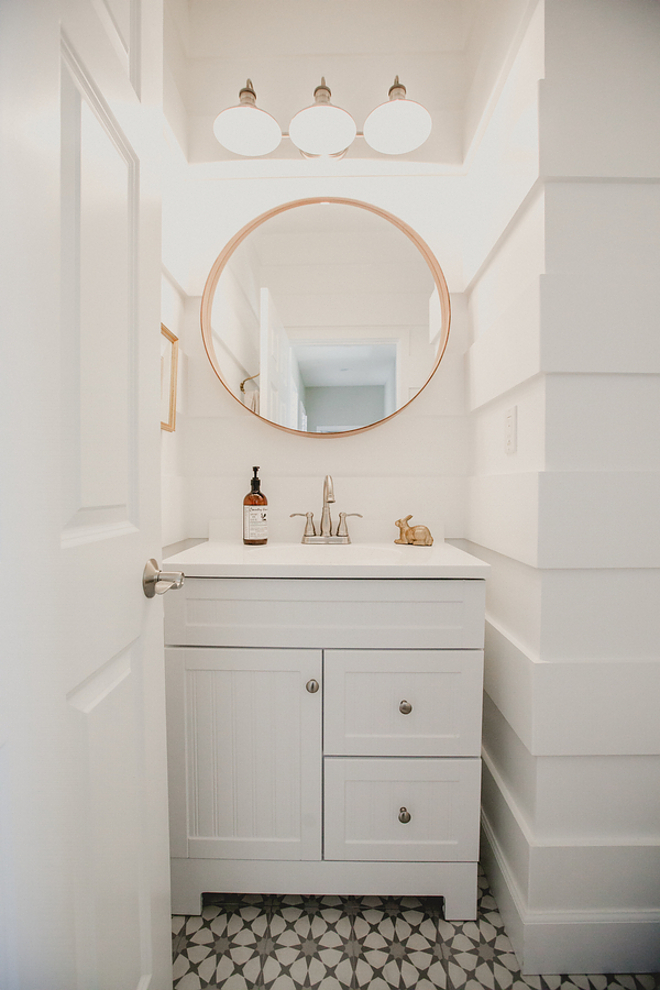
[172, 874, 660, 990]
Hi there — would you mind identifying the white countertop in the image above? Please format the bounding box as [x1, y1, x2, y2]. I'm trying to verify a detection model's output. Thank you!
[163, 541, 490, 579]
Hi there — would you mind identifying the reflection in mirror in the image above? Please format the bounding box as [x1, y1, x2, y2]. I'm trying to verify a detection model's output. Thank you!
[201, 199, 450, 436]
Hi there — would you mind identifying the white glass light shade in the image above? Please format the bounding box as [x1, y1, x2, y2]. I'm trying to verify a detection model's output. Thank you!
[363, 89, 432, 155]
[213, 104, 282, 156]
[289, 79, 357, 157]
[289, 105, 357, 156]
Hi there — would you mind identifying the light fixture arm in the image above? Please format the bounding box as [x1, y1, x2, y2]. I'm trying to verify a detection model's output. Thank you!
[313, 77, 332, 103]
[238, 79, 257, 105]
[388, 75, 407, 100]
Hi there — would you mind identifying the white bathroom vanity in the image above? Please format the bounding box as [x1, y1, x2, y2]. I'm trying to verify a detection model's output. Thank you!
[163, 542, 488, 920]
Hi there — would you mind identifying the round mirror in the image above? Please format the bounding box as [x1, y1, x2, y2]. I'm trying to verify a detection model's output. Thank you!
[200, 197, 450, 437]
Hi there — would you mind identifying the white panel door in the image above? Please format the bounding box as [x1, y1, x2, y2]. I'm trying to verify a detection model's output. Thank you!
[166, 648, 322, 862]
[0, 2, 171, 988]
[260, 288, 293, 425]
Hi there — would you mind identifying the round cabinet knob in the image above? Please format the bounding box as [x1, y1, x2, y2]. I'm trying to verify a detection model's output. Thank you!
[398, 807, 411, 824]
[399, 700, 413, 715]
[306, 679, 320, 694]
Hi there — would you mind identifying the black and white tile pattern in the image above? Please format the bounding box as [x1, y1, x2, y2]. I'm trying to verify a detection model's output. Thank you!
[172, 871, 659, 990]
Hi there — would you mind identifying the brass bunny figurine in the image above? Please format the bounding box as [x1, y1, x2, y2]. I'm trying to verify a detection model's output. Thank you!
[394, 515, 433, 546]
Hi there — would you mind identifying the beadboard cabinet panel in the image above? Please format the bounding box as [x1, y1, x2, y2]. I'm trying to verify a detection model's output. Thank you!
[166, 647, 322, 861]
[324, 649, 484, 756]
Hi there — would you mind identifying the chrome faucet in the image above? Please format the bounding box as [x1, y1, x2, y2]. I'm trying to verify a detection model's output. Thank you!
[290, 475, 362, 544]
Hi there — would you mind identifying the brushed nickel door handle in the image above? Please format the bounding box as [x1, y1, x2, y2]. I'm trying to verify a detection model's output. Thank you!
[143, 559, 185, 598]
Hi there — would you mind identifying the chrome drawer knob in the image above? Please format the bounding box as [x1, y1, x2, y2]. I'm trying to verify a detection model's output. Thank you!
[398, 807, 411, 824]
[399, 700, 413, 715]
[306, 679, 320, 694]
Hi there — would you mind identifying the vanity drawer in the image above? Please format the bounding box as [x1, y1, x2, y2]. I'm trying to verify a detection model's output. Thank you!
[324, 649, 483, 757]
[165, 578, 486, 650]
[324, 757, 481, 862]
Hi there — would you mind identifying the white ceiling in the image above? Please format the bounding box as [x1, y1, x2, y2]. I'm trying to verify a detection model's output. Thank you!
[165, 0, 535, 165]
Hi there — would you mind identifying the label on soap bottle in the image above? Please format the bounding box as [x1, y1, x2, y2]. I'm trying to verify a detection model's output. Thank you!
[243, 505, 268, 541]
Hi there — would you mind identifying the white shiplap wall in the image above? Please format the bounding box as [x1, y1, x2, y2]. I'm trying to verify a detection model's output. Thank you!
[463, 0, 660, 973]
[161, 0, 660, 974]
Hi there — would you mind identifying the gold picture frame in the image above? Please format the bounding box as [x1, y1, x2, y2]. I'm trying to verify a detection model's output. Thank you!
[160, 324, 179, 431]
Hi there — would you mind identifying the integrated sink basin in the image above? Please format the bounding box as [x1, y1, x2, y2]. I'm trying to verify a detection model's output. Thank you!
[163, 541, 490, 579]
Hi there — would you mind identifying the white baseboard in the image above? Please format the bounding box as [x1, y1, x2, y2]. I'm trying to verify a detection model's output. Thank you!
[481, 813, 660, 975]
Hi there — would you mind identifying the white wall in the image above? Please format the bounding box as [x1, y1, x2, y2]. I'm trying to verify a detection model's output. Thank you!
[166, 283, 469, 547]
[161, 169, 471, 548]
[161, 271, 188, 546]
[305, 385, 385, 433]
[160, 0, 660, 974]
[183, 0, 469, 165]
[465, 0, 660, 973]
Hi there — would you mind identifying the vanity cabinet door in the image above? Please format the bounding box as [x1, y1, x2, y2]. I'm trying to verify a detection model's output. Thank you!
[324, 649, 483, 756]
[166, 647, 322, 862]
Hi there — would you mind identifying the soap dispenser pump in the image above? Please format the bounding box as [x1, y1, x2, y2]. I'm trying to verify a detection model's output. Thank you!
[243, 466, 268, 545]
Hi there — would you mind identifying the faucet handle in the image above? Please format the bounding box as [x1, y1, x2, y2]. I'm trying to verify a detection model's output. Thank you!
[290, 512, 316, 538]
[336, 512, 362, 539]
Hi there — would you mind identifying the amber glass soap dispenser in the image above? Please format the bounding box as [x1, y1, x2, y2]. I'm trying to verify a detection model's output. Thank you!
[243, 466, 268, 545]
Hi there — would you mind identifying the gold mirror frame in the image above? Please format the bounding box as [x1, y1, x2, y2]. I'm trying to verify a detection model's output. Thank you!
[200, 197, 451, 438]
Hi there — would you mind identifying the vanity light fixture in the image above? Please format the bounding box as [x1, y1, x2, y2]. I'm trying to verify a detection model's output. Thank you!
[212, 77, 431, 158]
[363, 76, 432, 155]
[212, 80, 282, 157]
[288, 78, 357, 158]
